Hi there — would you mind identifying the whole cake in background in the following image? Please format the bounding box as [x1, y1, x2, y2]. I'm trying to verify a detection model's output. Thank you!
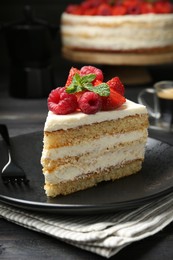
[41, 65, 148, 197]
[61, 0, 173, 54]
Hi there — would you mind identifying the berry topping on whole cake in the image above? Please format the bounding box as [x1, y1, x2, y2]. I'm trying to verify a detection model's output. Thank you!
[65, 0, 173, 16]
[47, 66, 126, 115]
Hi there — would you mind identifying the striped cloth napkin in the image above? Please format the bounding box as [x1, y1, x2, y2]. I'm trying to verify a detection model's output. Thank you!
[0, 192, 173, 258]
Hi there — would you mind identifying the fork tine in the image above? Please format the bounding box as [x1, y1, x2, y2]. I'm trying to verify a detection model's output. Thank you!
[1, 166, 29, 185]
[0, 124, 29, 185]
[1, 161, 29, 185]
[2, 176, 29, 185]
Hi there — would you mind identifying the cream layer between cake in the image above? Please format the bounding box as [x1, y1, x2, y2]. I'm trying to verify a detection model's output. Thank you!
[61, 13, 173, 51]
[42, 132, 147, 183]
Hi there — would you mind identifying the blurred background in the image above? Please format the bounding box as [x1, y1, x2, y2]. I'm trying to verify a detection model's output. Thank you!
[0, 0, 83, 94]
[0, 0, 173, 95]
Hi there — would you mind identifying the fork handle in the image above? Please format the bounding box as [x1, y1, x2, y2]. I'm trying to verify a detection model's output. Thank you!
[0, 124, 11, 148]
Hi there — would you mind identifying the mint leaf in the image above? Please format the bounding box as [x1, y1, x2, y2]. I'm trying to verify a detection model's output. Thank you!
[85, 83, 110, 97]
[66, 73, 83, 93]
[66, 84, 81, 94]
[73, 73, 81, 83]
[81, 74, 96, 84]
[66, 73, 110, 97]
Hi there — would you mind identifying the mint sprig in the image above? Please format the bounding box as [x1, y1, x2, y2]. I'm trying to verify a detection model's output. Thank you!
[85, 83, 110, 96]
[66, 73, 110, 97]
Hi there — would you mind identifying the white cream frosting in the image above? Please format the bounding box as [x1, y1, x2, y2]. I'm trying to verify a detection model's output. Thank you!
[61, 13, 173, 50]
[44, 99, 147, 131]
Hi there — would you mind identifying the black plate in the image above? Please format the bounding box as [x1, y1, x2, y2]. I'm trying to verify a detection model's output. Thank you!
[0, 132, 173, 215]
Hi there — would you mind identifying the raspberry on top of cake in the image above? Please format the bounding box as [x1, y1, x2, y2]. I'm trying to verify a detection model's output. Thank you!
[65, 0, 173, 16]
[41, 66, 148, 197]
[47, 66, 126, 115]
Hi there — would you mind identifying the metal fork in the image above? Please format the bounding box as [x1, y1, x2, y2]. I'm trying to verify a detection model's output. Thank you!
[0, 124, 29, 185]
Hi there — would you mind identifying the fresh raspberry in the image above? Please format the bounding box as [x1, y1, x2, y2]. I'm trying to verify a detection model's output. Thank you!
[140, 3, 155, 14]
[96, 3, 113, 16]
[83, 7, 97, 15]
[102, 89, 126, 111]
[65, 4, 84, 15]
[48, 87, 78, 115]
[80, 66, 104, 82]
[75, 91, 85, 101]
[106, 77, 125, 96]
[80, 1, 93, 9]
[127, 4, 141, 14]
[112, 6, 127, 15]
[65, 67, 80, 87]
[154, 1, 172, 14]
[123, 0, 140, 8]
[81, 0, 106, 8]
[122, 0, 141, 14]
[78, 92, 102, 114]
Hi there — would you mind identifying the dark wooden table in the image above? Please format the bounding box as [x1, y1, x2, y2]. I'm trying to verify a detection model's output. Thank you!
[0, 72, 173, 259]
